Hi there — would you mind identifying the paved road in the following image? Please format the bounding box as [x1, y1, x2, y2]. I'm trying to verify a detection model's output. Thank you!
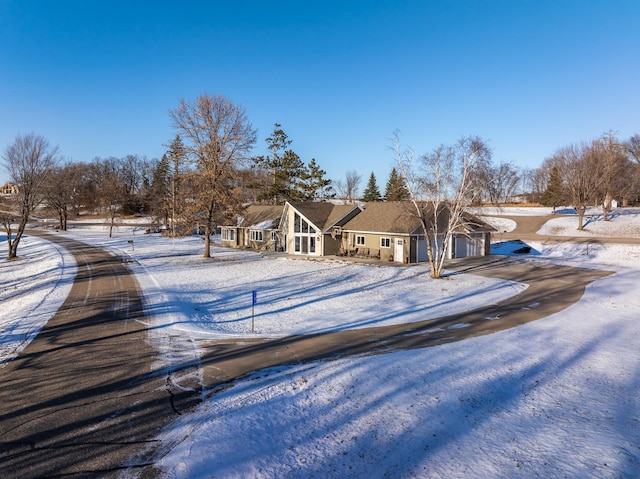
[0, 234, 196, 478]
[0, 220, 615, 476]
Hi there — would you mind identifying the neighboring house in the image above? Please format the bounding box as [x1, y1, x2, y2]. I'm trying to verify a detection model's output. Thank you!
[1, 182, 18, 195]
[220, 205, 284, 251]
[339, 201, 493, 264]
[279, 201, 362, 256]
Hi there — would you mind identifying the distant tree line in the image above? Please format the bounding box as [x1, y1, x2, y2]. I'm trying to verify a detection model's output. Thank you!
[2, 90, 640, 260]
[538, 131, 640, 229]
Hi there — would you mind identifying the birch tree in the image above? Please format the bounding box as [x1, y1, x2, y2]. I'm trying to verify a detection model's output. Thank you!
[392, 131, 490, 278]
[169, 93, 257, 257]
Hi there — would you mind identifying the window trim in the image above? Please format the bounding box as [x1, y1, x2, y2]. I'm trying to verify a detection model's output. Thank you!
[222, 228, 235, 241]
[250, 229, 264, 242]
[355, 235, 365, 246]
[380, 237, 391, 248]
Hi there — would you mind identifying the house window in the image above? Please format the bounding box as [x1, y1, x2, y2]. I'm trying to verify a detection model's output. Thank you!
[380, 237, 391, 248]
[222, 228, 235, 241]
[356, 235, 365, 246]
[292, 210, 319, 255]
[271, 231, 278, 242]
[250, 230, 263, 242]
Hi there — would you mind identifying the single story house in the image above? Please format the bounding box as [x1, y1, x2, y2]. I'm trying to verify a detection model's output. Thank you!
[338, 201, 493, 264]
[219, 201, 493, 263]
[220, 204, 284, 251]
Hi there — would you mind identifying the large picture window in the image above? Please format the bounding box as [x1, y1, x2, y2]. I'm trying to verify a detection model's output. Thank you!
[293, 212, 318, 255]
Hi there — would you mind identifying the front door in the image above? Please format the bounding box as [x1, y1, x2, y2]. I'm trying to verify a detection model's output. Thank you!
[394, 238, 404, 263]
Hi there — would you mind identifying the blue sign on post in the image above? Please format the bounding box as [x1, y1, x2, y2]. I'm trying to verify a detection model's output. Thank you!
[251, 290, 257, 333]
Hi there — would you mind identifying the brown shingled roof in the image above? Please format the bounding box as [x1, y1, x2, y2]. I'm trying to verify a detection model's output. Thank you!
[238, 205, 284, 228]
[288, 202, 360, 231]
[342, 201, 423, 234]
[343, 201, 495, 234]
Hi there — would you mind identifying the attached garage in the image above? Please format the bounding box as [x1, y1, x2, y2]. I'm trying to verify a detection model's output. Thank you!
[452, 233, 486, 258]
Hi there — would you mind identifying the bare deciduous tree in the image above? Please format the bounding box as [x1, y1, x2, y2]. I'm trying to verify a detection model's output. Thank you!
[170, 93, 257, 257]
[1, 133, 60, 259]
[591, 132, 628, 219]
[392, 130, 490, 278]
[626, 134, 640, 164]
[488, 161, 521, 205]
[548, 142, 604, 230]
[333, 170, 362, 204]
[45, 162, 84, 230]
[89, 158, 128, 237]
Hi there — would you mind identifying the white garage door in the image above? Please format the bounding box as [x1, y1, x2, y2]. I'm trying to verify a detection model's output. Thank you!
[455, 235, 483, 258]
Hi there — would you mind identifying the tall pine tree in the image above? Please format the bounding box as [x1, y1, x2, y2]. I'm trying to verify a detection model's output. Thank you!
[384, 167, 410, 201]
[300, 158, 333, 200]
[252, 124, 305, 204]
[362, 172, 381, 202]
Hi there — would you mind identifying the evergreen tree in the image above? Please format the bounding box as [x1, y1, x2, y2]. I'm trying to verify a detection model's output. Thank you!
[150, 154, 170, 220]
[540, 165, 565, 212]
[300, 158, 333, 200]
[253, 124, 305, 203]
[362, 172, 381, 202]
[384, 167, 410, 201]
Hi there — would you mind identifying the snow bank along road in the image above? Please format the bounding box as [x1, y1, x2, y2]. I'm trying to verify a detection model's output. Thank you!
[0, 233, 611, 477]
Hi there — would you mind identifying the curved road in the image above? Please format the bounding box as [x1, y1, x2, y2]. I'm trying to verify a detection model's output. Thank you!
[0, 221, 615, 476]
[0, 234, 196, 478]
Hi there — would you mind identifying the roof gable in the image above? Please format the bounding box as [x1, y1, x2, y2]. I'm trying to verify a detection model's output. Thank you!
[287, 202, 360, 231]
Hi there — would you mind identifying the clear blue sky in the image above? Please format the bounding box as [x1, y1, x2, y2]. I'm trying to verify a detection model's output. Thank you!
[1, 0, 639, 188]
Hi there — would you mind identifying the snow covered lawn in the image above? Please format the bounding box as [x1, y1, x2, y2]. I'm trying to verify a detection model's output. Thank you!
[539, 207, 640, 237]
[154, 241, 640, 479]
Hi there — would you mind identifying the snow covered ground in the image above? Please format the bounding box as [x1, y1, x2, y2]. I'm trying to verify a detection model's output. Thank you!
[0, 234, 76, 363]
[2, 209, 640, 478]
[539, 207, 640, 238]
[479, 205, 640, 238]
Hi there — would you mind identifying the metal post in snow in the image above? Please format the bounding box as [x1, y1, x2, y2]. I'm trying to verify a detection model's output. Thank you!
[251, 290, 257, 333]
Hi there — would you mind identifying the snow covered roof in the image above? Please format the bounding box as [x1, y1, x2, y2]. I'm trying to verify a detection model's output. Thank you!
[236, 204, 283, 229]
